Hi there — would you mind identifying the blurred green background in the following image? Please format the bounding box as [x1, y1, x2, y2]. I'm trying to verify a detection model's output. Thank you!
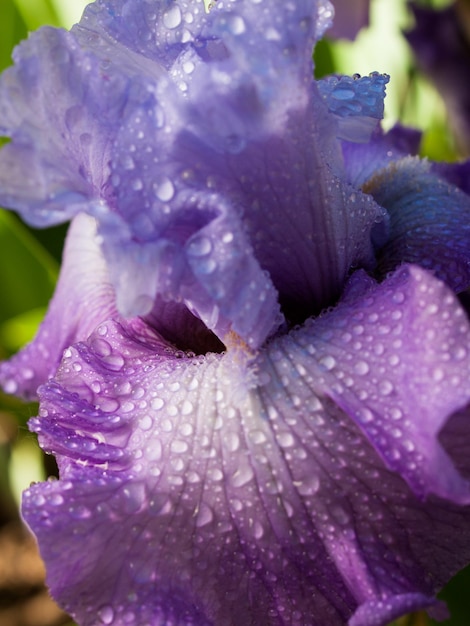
[0, 0, 468, 625]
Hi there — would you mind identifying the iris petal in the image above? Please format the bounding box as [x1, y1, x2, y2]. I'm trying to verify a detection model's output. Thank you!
[0, 0, 388, 347]
[364, 157, 470, 293]
[22, 265, 470, 625]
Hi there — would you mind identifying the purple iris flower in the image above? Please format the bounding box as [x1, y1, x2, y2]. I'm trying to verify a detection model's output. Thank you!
[328, 0, 370, 40]
[406, 1, 470, 155]
[2, 1, 470, 624]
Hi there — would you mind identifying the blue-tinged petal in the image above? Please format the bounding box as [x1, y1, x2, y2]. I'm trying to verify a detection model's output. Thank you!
[0, 213, 116, 399]
[363, 157, 470, 293]
[341, 124, 422, 188]
[22, 265, 470, 625]
[432, 159, 470, 197]
[318, 72, 389, 142]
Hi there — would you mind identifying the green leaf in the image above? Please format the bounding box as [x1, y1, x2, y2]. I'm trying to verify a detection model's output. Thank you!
[0, 211, 57, 328]
[0, 0, 28, 70]
[12, 0, 61, 30]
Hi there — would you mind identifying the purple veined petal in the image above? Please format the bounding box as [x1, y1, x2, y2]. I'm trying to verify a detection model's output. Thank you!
[0, 213, 117, 399]
[341, 124, 422, 188]
[363, 156, 470, 293]
[278, 264, 470, 504]
[327, 0, 370, 41]
[22, 264, 470, 625]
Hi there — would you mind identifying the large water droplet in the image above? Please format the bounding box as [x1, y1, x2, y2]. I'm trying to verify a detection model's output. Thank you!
[154, 177, 175, 202]
[187, 235, 212, 257]
[231, 465, 254, 487]
[98, 605, 115, 625]
[163, 5, 182, 29]
[196, 502, 214, 527]
[319, 355, 336, 371]
[354, 361, 369, 376]
[295, 475, 320, 496]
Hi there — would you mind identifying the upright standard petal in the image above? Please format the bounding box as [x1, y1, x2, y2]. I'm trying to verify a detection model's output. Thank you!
[0, 213, 117, 399]
[0, 0, 388, 348]
[22, 265, 470, 626]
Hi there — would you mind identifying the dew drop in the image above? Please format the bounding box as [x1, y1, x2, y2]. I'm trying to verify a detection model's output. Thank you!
[171, 440, 189, 453]
[69, 504, 92, 519]
[278, 432, 295, 448]
[3, 379, 18, 394]
[163, 5, 182, 29]
[295, 475, 320, 496]
[231, 465, 254, 487]
[226, 432, 240, 452]
[102, 354, 125, 371]
[390, 407, 403, 420]
[154, 177, 175, 202]
[151, 397, 165, 410]
[227, 14, 246, 34]
[98, 605, 115, 625]
[354, 361, 369, 376]
[379, 380, 394, 396]
[196, 502, 214, 527]
[253, 520, 264, 539]
[358, 408, 374, 423]
[319, 355, 336, 371]
[139, 415, 153, 431]
[187, 236, 212, 257]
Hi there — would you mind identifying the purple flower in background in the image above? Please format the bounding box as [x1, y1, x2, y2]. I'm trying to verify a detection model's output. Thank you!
[328, 0, 370, 40]
[2, 1, 470, 625]
[406, 1, 470, 155]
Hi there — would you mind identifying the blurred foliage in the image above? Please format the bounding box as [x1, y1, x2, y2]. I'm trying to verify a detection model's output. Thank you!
[0, 1, 468, 625]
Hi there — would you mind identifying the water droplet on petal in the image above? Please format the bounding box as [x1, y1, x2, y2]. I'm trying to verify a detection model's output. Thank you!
[319, 355, 336, 371]
[196, 502, 214, 527]
[98, 605, 115, 625]
[154, 177, 175, 202]
[358, 408, 374, 423]
[231, 465, 254, 487]
[151, 397, 165, 410]
[295, 475, 320, 496]
[354, 361, 369, 375]
[163, 5, 182, 28]
[187, 236, 212, 257]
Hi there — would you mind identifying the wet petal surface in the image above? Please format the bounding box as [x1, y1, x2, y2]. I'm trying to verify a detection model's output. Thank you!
[364, 158, 470, 293]
[22, 265, 470, 625]
[0, 0, 388, 348]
